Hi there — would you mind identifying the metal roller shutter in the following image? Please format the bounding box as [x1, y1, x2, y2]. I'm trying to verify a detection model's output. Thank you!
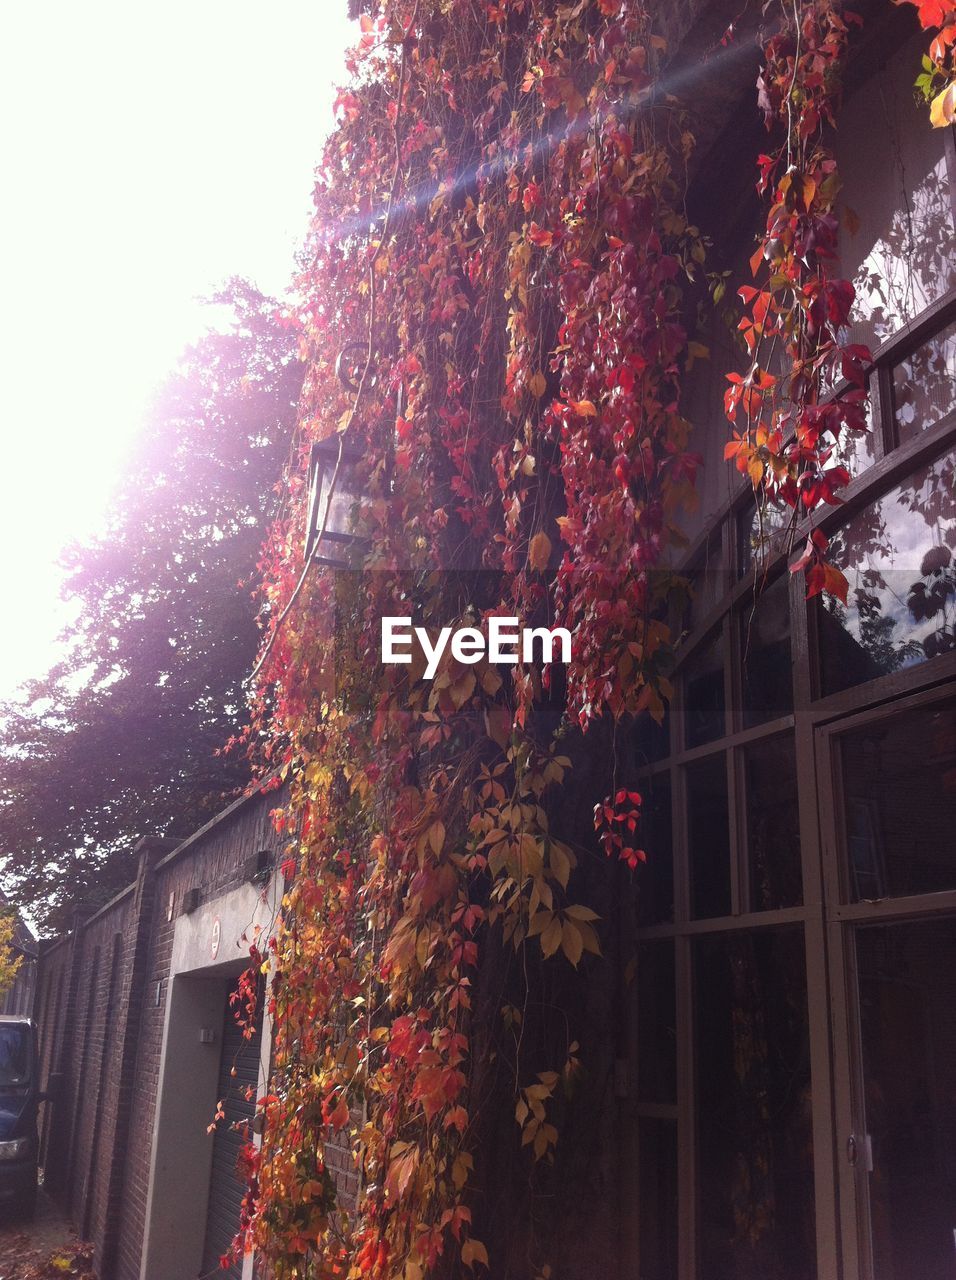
[201, 978, 262, 1279]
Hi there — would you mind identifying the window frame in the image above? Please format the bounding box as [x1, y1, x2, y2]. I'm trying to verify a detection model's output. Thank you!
[629, 265, 956, 1278]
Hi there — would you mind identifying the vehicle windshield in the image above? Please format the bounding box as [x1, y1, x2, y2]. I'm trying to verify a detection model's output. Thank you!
[0, 1026, 31, 1087]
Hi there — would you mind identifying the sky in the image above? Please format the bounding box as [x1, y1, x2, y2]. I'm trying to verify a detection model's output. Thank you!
[0, 0, 355, 700]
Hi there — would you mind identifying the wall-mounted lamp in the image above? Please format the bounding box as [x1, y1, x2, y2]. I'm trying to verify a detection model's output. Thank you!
[305, 431, 366, 569]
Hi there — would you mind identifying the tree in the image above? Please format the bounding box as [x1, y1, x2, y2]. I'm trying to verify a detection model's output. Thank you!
[0, 912, 23, 999]
[0, 279, 302, 932]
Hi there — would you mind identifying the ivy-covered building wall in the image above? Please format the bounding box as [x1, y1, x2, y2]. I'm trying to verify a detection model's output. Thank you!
[32, 2, 956, 1279]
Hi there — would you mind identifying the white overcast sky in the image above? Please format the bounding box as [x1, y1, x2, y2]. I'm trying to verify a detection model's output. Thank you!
[0, 1, 355, 699]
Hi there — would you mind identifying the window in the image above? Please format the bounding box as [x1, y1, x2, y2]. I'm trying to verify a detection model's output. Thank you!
[0, 1024, 31, 1087]
[687, 754, 732, 919]
[891, 317, 956, 445]
[745, 735, 802, 911]
[684, 630, 726, 749]
[819, 449, 956, 696]
[628, 30, 956, 1278]
[839, 697, 956, 901]
[739, 573, 793, 726]
[695, 929, 816, 1279]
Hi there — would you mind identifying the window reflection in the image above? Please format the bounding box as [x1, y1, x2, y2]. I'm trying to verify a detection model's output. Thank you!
[639, 778, 675, 931]
[857, 919, 956, 1280]
[819, 450, 956, 696]
[687, 754, 731, 919]
[831, 378, 877, 474]
[684, 630, 726, 748]
[636, 779, 674, 927]
[637, 942, 676, 1105]
[635, 705, 670, 766]
[738, 503, 794, 577]
[686, 533, 727, 629]
[838, 34, 955, 353]
[892, 318, 956, 444]
[740, 574, 793, 727]
[746, 736, 802, 911]
[695, 929, 816, 1280]
[638, 1119, 678, 1280]
[840, 699, 956, 901]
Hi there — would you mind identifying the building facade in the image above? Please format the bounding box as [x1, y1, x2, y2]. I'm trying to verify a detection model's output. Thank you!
[33, 788, 286, 1280]
[625, 11, 956, 1278]
[31, 8, 956, 1280]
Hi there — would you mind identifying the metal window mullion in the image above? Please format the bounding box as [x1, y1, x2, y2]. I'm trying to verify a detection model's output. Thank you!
[676, 930, 697, 1280]
[873, 360, 894, 458]
[729, 745, 748, 917]
[942, 122, 956, 228]
[672, 660, 697, 1280]
[725, 572, 747, 916]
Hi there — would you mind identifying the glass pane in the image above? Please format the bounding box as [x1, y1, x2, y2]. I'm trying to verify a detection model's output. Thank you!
[857, 918, 956, 1280]
[684, 630, 726, 749]
[637, 778, 674, 927]
[739, 573, 794, 727]
[686, 533, 727, 629]
[819, 449, 956, 696]
[639, 1118, 678, 1280]
[635, 706, 670, 765]
[311, 455, 361, 560]
[745, 735, 803, 910]
[892, 318, 956, 444]
[687, 754, 731, 919]
[637, 942, 676, 1105]
[0, 1025, 31, 1085]
[831, 375, 877, 475]
[835, 35, 955, 355]
[695, 929, 816, 1280]
[840, 698, 956, 901]
[738, 501, 794, 577]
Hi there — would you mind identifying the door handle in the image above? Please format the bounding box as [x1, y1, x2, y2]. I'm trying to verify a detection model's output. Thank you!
[847, 1133, 873, 1171]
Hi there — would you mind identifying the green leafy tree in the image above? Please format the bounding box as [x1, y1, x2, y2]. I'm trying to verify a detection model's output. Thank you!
[0, 279, 301, 931]
[0, 912, 23, 998]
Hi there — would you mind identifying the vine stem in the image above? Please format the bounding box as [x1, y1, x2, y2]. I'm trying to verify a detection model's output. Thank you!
[249, 1, 420, 687]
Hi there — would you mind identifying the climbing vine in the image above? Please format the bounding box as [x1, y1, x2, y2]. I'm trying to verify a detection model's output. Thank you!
[231, 1, 947, 1277]
[725, 0, 870, 601]
[904, 0, 956, 125]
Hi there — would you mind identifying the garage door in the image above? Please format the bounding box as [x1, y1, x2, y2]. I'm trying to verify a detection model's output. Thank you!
[201, 977, 262, 1279]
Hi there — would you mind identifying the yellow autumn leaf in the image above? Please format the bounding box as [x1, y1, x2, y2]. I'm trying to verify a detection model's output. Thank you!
[929, 81, 956, 129]
[529, 531, 551, 572]
[561, 918, 584, 967]
[564, 903, 599, 922]
[462, 1238, 490, 1270]
[480, 664, 503, 696]
[529, 371, 547, 398]
[428, 819, 445, 854]
[549, 840, 571, 889]
[527, 909, 553, 938]
[540, 914, 563, 958]
[452, 1150, 474, 1190]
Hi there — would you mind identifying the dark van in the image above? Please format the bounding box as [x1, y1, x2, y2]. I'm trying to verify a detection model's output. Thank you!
[0, 1016, 40, 1218]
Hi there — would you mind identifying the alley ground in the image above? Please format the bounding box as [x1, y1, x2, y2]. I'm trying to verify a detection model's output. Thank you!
[0, 1188, 93, 1280]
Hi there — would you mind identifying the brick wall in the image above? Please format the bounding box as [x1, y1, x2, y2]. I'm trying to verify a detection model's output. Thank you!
[34, 786, 286, 1280]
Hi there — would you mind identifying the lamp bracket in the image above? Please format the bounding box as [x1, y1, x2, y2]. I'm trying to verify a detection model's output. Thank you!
[335, 342, 369, 395]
